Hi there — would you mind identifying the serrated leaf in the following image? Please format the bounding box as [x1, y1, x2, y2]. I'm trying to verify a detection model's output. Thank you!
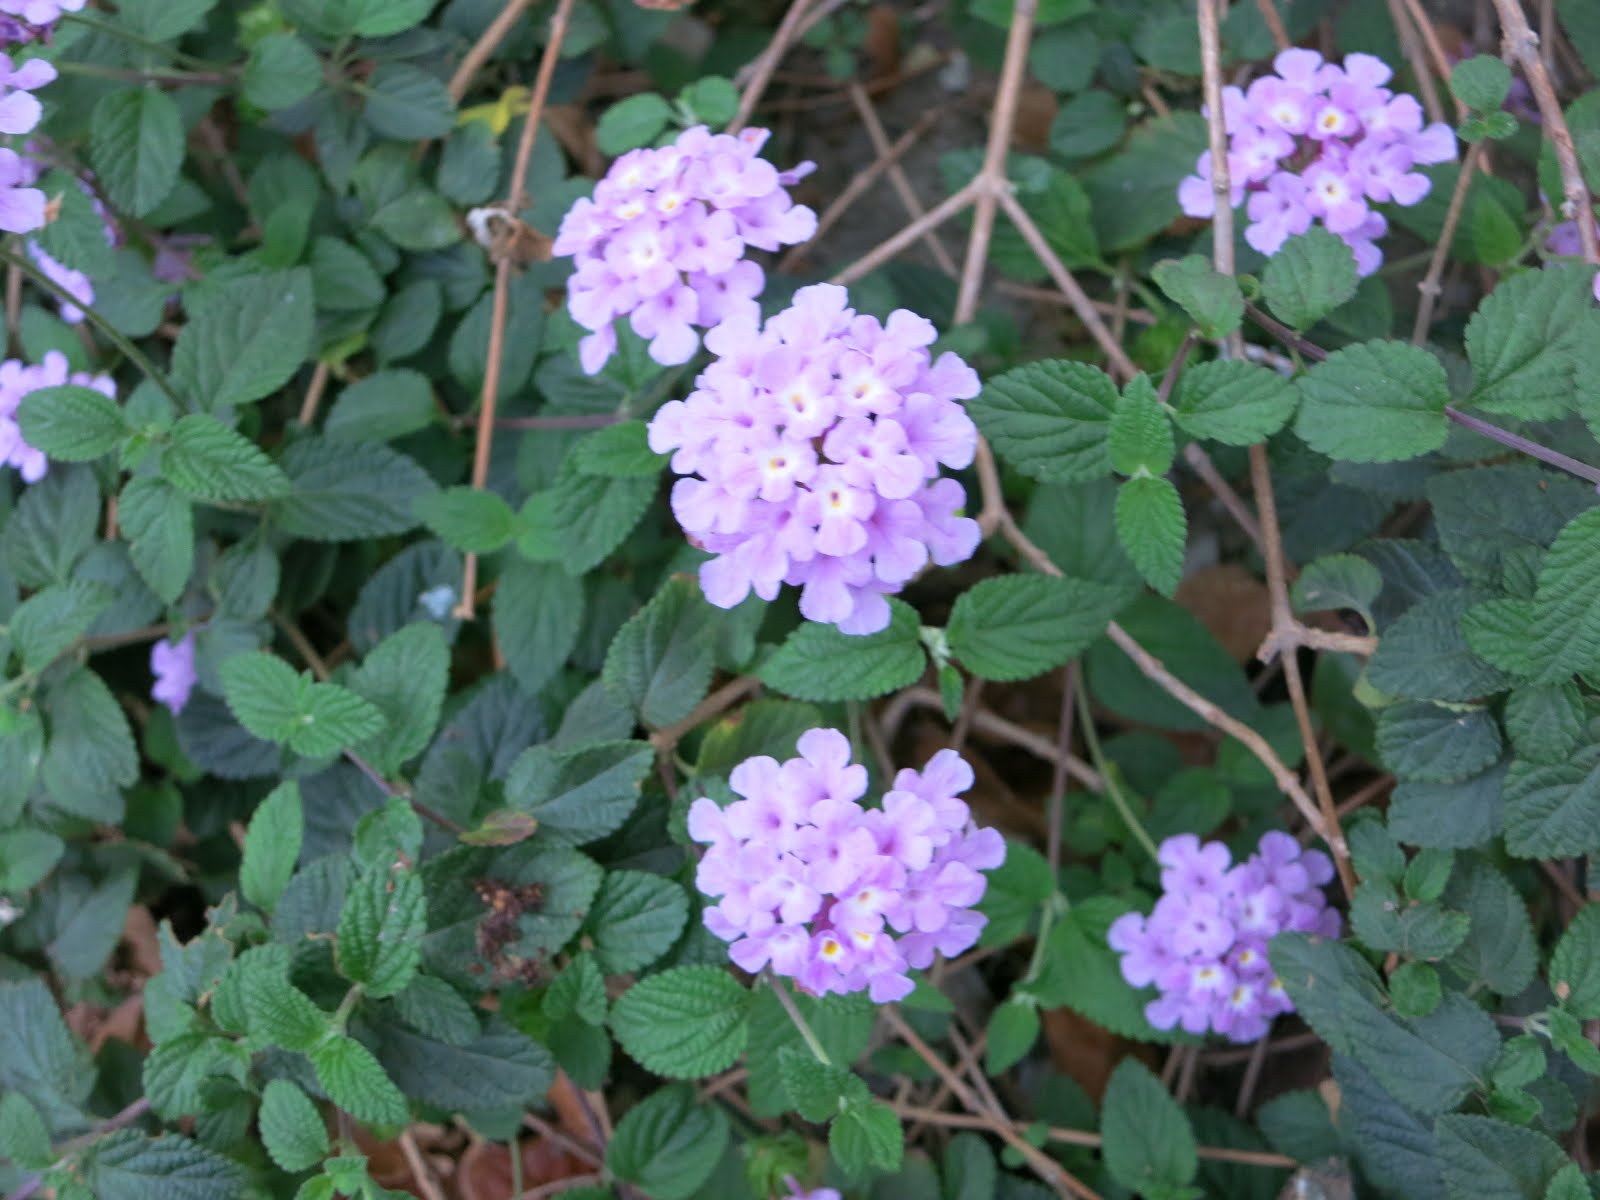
[503, 740, 652, 845]
[16, 385, 127, 461]
[1109, 374, 1175, 476]
[274, 438, 436, 541]
[161, 414, 290, 501]
[1461, 598, 1536, 675]
[1101, 1059, 1198, 1195]
[170, 269, 315, 411]
[493, 558, 582, 697]
[310, 1034, 408, 1128]
[1435, 1113, 1566, 1200]
[1115, 474, 1186, 596]
[373, 1018, 553, 1114]
[240, 781, 303, 915]
[602, 577, 716, 729]
[413, 486, 517, 554]
[1171, 358, 1299, 445]
[583, 870, 689, 975]
[777, 1045, 855, 1121]
[259, 1079, 330, 1172]
[1263, 227, 1360, 329]
[1366, 590, 1513, 702]
[1291, 553, 1381, 625]
[1295, 341, 1450, 462]
[1442, 858, 1537, 996]
[544, 467, 656, 574]
[985, 997, 1041, 1074]
[118, 477, 193, 603]
[1504, 742, 1600, 859]
[759, 598, 926, 700]
[364, 63, 456, 140]
[968, 359, 1119, 482]
[573, 421, 666, 478]
[596, 93, 675, 155]
[947, 573, 1123, 681]
[610, 966, 751, 1079]
[221, 652, 386, 758]
[0, 1092, 52, 1169]
[1550, 904, 1600, 1016]
[9, 580, 110, 672]
[546, 954, 608, 1025]
[1526, 508, 1600, 681]
[244, 33, 322, 111]
[348, 623, 449, 773]
[326, 369, 437, 443]
[1350, 885, 1469, 960]
[1375, 701, 1501, 783]
[1151, 255, 1243, 338]
[338, 864, 425, 998]
[1450, 56, 1513, 110]
[237, 949, 328, 1051]
[607, 1084, 729, 1200]
[89, 88, 183, 218]
[83, 1130, 245, 1200]
[831, 1095, 903, 1177]
[41, 666, 138, 800]
[1505, 681, 1584, 764]
[1465, 264, 1600, 419]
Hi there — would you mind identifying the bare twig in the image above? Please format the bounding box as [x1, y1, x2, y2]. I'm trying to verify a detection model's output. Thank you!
[731, 0, 814, 133]
[847, 83, 958, 274]
[881, 686, 1103, 790]
[1253, 0, 1292, 51]
[457, 0, 577, 620]
[448, 0, 539, 102]
[1385, 0, 1449, 124]
[1413, 142, 1487, 343]
[297, 361, 330, 428]
[1047, 663, 1079, 874]
[1494, 0, 1600, 261]
[397, 1130, 448, 1200]
[649, 676, 761, 751]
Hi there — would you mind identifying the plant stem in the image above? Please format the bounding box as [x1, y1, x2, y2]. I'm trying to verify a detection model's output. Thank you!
[1445, 406, 1600, 489]
[1074, 698, 1159, 860]
[768, 974, 831, 1067]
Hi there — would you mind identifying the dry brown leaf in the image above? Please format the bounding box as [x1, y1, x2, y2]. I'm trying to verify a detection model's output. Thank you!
[1013, 82, 1057, 152]
[1040, 1009, 1158, 1102]
[1175, 563, 1272, 664]
[457, 1137, 591, 1200]
[863, 5, 902, 79]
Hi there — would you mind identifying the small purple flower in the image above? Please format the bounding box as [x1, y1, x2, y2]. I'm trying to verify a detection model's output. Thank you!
[554, 124, 815, 373]
[1177, 48, 1457, 275]
[648, 283, 980, 635]
[688, 730, 1004, 1004]
[1110, 831, 1341, 1043]
[151, 631, 197, 715]
[0, 145, 43, 233]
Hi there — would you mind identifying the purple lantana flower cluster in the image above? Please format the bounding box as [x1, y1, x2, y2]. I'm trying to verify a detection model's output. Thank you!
[648, 282, 981, 634]
[0, 52, 54, 233]
[0, 0, 84, 45]
[1108, 832, 1341, 1043]
[553, 124, 817, 373]
[151, 631, 197, 715]
[687, 729, 1005, 1004]
[0, 349, 115, 482]
[1178, 49, 1456, 274]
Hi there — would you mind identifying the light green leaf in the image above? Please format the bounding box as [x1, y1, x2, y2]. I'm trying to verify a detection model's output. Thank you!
[1465, 263, 1600, 420]
[90, 88, 183, 218]
[259, 1079, 330, 1172]
[413, 487, 518, 554]
[610, 967, 751, 1079]
[348, 623, 449, 773]
[244, 34, 322, 111]
[831, 1094, 904, 1177]
[16, 386, 127, 462]
[220, 652, 386, 758]
[1551, 904, 1600, 1017]
[572, 421, 667, 478]
[1295, 341, 1450, 462]
[337, 864, 425, 998]
[160, 414, 290, 502]
[1450, 56, 1513, 111]
[1115, 474, 1186, 596]
[240, 781, 303, 915]
[1109, 374, 1175, 476]
[984, 997, 1041, 1074]
[310, 1035, 408, 1128]
[1527, 508, 1600, 681]
[759, 598, 926, 701]
[947, 573, 1123, 681]
[118, 477, 193, 603]
[9, 580, 110, 672]
[1171, 359, 1299, 445]
[596, 93, 675, 155]
[1263, 227, 1360, 330]
[1150, 255, 1243, 338]
[968, 358, 1119, 482]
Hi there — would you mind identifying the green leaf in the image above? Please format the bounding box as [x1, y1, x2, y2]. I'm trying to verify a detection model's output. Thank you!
[170, 269, 315, 411]
[583, 870, 689, 975]
[985, 997, 1041, 1074]
[4, 466, 98, 588]
[1450, 56, 1513, 111]
[1109, 375, 1175, 476]
[1291, 553, 1381, 626]
[602, 577, 717, 729]
[596, 93, 675, 155]
[413, 487, 517, 554]
[1350, 884, 1469, 960]
[240, 781, 303, 915]
[348, 623, 449, 773]
[0, 1092, 52, 1170]
[16, 386, 127, 462]
[968, 359, 1119, 482]
[1263, 227, 1360, 330]
[1545, 1164, 1590, 1200]
[1526, 509, 1600, 681]
[610, 966, 751, 1079]
[678, 76, 739, 125]
[0, 828, 64, 893]
[309, 237, 384, 312]
[1429, 464, 1596, 592]
[1100, 1059, 1198, 1196]
[1504, 741, 1600, 858]
[1375, 701, 1501, 783]
[947, 574, 1124, 682]
[759, 598, 926, 701]
[244, 33, 322, 111]
[160, 414, 290, 501]
[1462, 598, 1536, 676]
[572, 421, 666, 478]
[118, 478, 192, 603]
[1116, 475, 1186, 596]
[310, 1035, 408, 1128]
[373, 1019, 554, 1117]
[831, 1094, 903, 1177]
[90, 88, 183, 218]
[546, 954, 608, 1025]
[326, 370, 436, 443]
[544, 467, 656, 574]
[503, 740, 652, 845]
[1170, 359, 1299, 446]
[338, 863, 425, 999]
[236, 948, 329, 1051]
[1048, 87, 1125, 157]
[494, 559, 583, 698]
[1151, 255, 1243, 339]
[1442, 858, 1538, 997]
[1295, 341, 1450, 462]
[777, 1045, 855, 1121]
[9, 580, 110, 672]
[1366, 590, 1513, 702]
[41, 667, 138, 800]
[1029, 898, 1178, 1041]
[1465, 264, 1600, 419]
[607, 1085, 729, 1200]
[274, 438, 436, 541]
[1389, 962, 1442, 1018]
[1389, 761, 1508, 851]
[220, 652, 386, 758]
[0, 979, 92, 1133]
[1550, 902, 1600, 1016]
[259, 1079, 330, 1172]
[364, 64, 456, 140]
[1434, 1113, 1566, 1200]
[1505, 681, 1585, 764]
[82, 1131, 245, 1200]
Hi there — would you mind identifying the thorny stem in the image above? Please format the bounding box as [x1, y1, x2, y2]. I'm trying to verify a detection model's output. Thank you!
[456, 0, 577, 620]
[769, 974, 832, 1067]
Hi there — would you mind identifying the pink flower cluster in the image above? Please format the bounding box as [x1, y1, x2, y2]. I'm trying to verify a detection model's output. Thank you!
[648, 282, 981, 634]
[687, 729, 1005, 1004]
[0, 349, 115, 482]
[151, 631, 197, 715]
[1108, 832, 1341, 1043]
[1178, 49, 1456, 274]
[0, 53, 54, 233]
[554, 124, 817, 374]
